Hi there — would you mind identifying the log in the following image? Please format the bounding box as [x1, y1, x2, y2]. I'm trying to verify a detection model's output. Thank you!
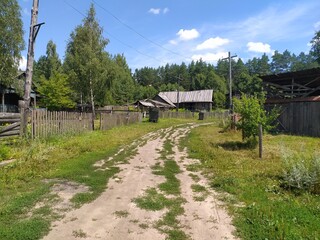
[0, 122, 20, 134]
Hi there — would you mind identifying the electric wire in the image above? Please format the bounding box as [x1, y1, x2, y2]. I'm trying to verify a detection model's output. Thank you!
[63, 0, 166, 65]
[92, 0, 191, 61]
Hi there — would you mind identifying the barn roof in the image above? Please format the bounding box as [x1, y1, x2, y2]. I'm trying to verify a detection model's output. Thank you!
[135, 99, 174, 108]
[158, 90, 213, 103]
[260, 67, 320, 98]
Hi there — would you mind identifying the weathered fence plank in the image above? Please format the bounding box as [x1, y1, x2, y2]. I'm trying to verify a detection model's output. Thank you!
[31, 110, 93, 139]
[266, 101, 320, 137]
[100, 112, 142, 131]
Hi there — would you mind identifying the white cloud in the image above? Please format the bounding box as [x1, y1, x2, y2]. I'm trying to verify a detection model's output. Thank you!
[177, 29, 200, 41]
[247, 42, 272, 53]
[196, 37, 230, 50]
[169, 40, 178, 45]
[148, 8, 161, 15]
[19, 56, 27, 71]
[192, 52, 228, 62]
[163, 8, 169, 14]
[314, 21, 320, 30]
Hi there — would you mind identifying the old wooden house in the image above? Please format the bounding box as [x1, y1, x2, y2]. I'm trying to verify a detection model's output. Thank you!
[155, 90, 213, 112]
[261, 67, 320, 137]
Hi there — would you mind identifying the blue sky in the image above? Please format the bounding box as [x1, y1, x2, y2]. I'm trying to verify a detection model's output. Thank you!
[18, 0, 320, 71]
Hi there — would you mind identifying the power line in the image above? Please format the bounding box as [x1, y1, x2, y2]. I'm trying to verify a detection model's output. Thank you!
[63, 0, 165, 64]
[92, 0, 191, 61]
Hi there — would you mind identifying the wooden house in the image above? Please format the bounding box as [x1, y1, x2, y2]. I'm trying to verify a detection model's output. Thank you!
[155, 90, 213, 112]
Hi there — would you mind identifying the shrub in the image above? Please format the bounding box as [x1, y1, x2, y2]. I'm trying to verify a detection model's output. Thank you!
[0, 143, 10, 161]
[282, 153, 320, 194]
[233, 94, 278, 143]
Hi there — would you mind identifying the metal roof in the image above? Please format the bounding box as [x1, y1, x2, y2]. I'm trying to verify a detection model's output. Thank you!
[159, 90, 213, 103]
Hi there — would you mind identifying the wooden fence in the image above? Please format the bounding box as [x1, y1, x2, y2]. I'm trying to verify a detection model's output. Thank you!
[100, 112, 142, 130]
[31, 110, 92, 139]
[266, 101, 320, 137]
[203, 111, 229, 119]
[0, 113, 21, 139]
[159, 111, 195, 119]
[159, 110, 229, 120]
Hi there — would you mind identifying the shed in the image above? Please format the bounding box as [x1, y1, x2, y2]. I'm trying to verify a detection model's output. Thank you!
[156, 90, 213, 112]
[261, 68, 320, 137]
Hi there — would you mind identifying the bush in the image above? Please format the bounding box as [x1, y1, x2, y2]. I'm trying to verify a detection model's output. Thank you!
[233, 94, 278, 143]
[0, 143, 10, 161]
[282, 153, 320, 194]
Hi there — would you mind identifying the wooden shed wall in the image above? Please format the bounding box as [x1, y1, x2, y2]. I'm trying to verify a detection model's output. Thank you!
[266, 101, 320, 137]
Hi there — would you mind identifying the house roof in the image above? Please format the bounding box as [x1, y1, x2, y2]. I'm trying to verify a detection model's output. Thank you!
[135, 99, 174, 108]
[158, 90, 213, 103]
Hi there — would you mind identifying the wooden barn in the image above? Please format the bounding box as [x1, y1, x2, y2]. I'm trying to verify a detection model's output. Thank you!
[261, 67, 320, 137]
[155, 90, 213, 112]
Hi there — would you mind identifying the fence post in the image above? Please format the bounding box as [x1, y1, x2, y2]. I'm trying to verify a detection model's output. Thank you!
[258, 124, 263, 159]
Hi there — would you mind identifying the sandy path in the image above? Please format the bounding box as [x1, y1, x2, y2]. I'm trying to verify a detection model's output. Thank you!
[43, 124, 238, 240]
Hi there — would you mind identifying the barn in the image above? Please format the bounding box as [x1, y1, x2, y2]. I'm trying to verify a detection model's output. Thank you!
[155, 90, 213, 112]
[261, 67, 320, 137]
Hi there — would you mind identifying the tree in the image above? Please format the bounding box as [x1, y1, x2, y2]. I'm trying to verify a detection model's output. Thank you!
[37, 72, 75, 110]
[271, 50, 292, 73]
[0, 0, 24, 86]
[64, 4, 110, 124]
[111, 54, 135, 105]
[234, 94, 278, 145]
[33, 40, 62, 85]
[310, 31, 320, 64]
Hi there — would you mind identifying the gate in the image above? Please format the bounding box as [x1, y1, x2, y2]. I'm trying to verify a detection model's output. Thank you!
[0, 113, 21, 139]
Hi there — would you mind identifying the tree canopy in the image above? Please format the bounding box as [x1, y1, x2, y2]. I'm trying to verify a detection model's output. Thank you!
[0, 0, 24, 87]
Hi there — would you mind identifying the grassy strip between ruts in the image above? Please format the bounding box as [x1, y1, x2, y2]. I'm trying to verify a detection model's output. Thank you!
[0, 118, 196, 240]
[183, 123, 320, 240]
[134, 134, 189, 240]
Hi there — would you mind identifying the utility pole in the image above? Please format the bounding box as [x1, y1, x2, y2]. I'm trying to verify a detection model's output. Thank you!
[222, 52, 237, 113]
[20, 0, 44, 136]
[175, 75, 182, 112]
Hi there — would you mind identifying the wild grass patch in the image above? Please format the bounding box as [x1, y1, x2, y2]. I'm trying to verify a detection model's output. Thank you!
[184, 124, 320, 239]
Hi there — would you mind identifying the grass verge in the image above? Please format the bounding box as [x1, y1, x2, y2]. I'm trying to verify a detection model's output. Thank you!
[183, 124, 320, 240]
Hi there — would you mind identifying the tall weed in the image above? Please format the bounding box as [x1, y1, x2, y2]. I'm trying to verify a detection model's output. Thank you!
[282, 152, 320, 194]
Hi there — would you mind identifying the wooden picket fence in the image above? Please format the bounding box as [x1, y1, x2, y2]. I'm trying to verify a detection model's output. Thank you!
[159, 111, 195, 119]
[31, 110, 93, 139]
[100, 112, 142, 131]
[158, 110, 229, 120]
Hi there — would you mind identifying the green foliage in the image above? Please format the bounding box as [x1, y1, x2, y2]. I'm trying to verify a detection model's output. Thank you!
[0, 143, 11, 161]
[64, 4, 110, 106]
[234, 94, 278, 142]
[0, 0, 25, 87]
[37, 72, 75, 110]
[33, 41, 62, 85]
[282, 152, 320, 194]
[310, 30, 320, 64]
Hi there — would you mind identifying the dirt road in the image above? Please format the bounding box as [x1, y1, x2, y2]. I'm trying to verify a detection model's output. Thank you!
[43, 123, 238, 240]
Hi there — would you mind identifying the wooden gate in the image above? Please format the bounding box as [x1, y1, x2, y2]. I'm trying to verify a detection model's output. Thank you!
[0, 113, 21, 139]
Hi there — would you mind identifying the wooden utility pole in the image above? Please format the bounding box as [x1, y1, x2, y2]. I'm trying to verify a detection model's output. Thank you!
[222, 52, 237, 113]
[20, 0, 43, 136]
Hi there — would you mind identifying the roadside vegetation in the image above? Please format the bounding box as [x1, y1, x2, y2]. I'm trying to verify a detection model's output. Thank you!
[0, 118, 195, 240]
[183, 123, 320, 239]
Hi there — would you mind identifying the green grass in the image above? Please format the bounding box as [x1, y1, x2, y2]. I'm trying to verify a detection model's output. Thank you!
[0, 118, 195, 240]
[135, 131, 189, 240]
[184, 124, 320, 240]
